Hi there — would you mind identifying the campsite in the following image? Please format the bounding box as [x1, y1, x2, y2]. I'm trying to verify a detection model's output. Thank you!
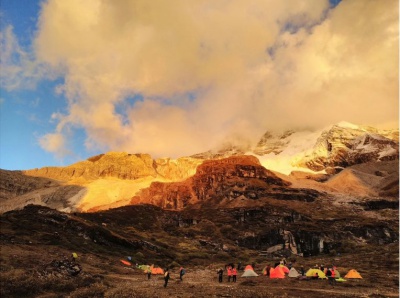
[0, 205, 398, 298]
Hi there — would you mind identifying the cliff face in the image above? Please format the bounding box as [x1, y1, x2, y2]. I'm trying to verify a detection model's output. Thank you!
[23, 152, 203, 182]
[132, 155, 323, 210]
[23, 153, 157, 181]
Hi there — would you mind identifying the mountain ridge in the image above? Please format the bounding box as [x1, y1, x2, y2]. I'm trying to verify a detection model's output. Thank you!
[0, 122, 398, 213]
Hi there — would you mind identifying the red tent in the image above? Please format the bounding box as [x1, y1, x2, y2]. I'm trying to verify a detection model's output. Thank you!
[244, 265, 254, 271]
[270, 267, 285, 279]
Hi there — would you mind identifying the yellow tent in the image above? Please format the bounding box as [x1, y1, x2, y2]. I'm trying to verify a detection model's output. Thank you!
[344, 269, 362, 279]
[305, 268, 327, 279]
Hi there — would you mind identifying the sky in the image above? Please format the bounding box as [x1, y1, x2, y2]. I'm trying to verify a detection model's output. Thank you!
[0, 0, 398, 170]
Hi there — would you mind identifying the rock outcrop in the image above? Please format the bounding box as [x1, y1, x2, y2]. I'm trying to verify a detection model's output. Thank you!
[132, 155, 322, 210]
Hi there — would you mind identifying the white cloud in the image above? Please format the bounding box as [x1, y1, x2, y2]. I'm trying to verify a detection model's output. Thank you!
[0, 25, 47, 90]
[9, 0, 399, 158]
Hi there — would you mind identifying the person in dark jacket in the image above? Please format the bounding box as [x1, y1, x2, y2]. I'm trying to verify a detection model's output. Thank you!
[179, 267, 185, 281]
[217, 268, 223, 283]
[164, 268, 170, 288]
[300, 266, 305, 276]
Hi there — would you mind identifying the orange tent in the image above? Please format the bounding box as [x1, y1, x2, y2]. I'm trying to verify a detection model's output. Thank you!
[244, 265, 254, 271]
[120, 260, 131, 266]
[344, 269, 362, 279]
[151, 267, 164, 275]
[270, 267, 285, 279]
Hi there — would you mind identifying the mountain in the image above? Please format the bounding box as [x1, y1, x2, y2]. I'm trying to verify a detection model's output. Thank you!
[0, 122, 399, 297]
[0, 122, 398, 214]
[192, 122, 398, 176]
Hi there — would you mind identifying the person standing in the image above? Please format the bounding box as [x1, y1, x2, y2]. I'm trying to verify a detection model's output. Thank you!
[227, 266, 232, 282]
[330, 267, 336, 286]
[147, 269, 151, 280]
[164, 268, 170, 288]
[326, 268, 335, 286]
[179, 267, 185, 281]
[232, 267, 237, 282]
[217, 268, 223, 283]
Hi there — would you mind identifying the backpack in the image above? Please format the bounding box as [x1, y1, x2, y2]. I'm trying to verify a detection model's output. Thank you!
[182, 269, 186, 275]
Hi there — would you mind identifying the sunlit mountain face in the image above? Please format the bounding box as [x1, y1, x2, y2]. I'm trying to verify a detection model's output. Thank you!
[0, 122, 397, 213]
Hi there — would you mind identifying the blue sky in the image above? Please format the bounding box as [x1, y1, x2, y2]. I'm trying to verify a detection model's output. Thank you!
[0, 0, 398, 171]
[0, 0, 96, 170]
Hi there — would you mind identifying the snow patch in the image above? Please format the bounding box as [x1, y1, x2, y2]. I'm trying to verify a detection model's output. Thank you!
[378, 146, 397, 159]
[336, 121, 360, 130]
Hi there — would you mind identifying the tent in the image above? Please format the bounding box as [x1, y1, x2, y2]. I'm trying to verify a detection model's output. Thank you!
[120, 260, 131, 266]
[333, 269, 341, 278]
[138, 265, 151, 272]
[280, 265, 290, 274]
[151, 267, 164, 275]
[270, 267, 285, 279]
[344, 269, 362, 279]
[244, 265, 254, 271]
[288, 268, 300, 278]
[305, 268, 327, 279]
[241, 269, 258, 277]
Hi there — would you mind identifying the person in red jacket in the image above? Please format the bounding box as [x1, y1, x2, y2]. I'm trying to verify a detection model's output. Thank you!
[327, 268, 336, 286]
[227, 266, 232, 282]
[232, 267, 237, 282]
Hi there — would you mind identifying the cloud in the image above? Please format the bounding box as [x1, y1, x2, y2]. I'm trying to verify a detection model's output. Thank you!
[0, 25, 47, 90]
[38, 132, 70, 158]
[25, 0, 400, 157]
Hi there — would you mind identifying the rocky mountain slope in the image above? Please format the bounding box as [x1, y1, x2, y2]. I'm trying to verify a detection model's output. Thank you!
[0, 122, 398, 213]
[197, 122, 398, 175]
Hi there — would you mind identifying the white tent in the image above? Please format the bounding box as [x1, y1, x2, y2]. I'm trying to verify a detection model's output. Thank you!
[288, 267, 300, 278]
[241, 269, 259, 277]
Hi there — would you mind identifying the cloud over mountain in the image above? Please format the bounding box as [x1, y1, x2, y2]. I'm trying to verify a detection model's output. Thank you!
[3, 0, 398, 159]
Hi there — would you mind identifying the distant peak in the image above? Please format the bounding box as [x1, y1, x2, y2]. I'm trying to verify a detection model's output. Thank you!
[335, 121, 360, 129]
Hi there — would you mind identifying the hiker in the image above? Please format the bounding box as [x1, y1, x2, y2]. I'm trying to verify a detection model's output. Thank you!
[227, 266, 233, 282]
[300, 266, 305, 276]
[179, 267, 185, 281]
[217, 268, 223, 283]
[320, 264, 324, 272]
[232, 266, 237, 282]
[326, 267, 335, 286]
[237, 262, 242, 271]
[265, 265, 271, 277]
[164, 268, 170, 288]
[147, 269, 151, 280]
[71, 252, 78, 263]
[330, 267, 336, 286]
